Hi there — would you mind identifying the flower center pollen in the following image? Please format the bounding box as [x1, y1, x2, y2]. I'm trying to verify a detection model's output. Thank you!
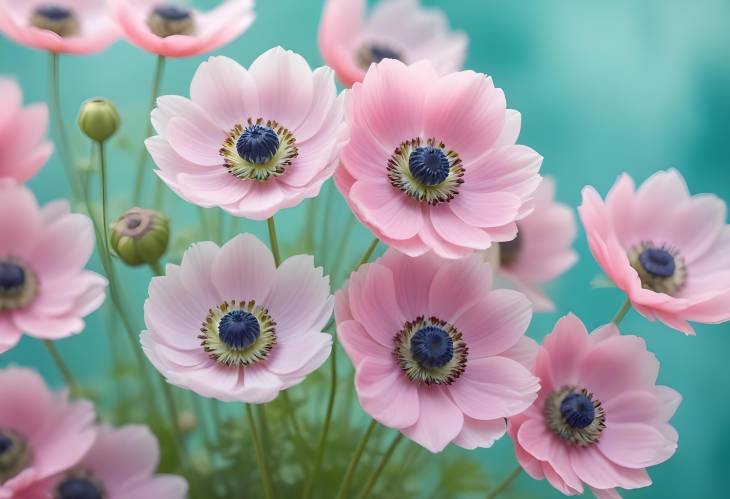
[147, 4, 195, 37]
[628, 242, 686, 295]
[0, 260, 37, 312]
[0, 429, 32, 485]
[218, 310, 261, 350]
[236, 124, 280, 165]
[30, 4, 79, 37]
[408, 146, 451, 187]
[410, 326, 454, 369]
[546, 387, 606, 446]
[57, 477, 104, 499]
[357, 43, 403, 68]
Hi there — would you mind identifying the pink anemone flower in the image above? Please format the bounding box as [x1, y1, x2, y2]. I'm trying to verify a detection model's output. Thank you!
[0, 366, 97, 497]
[147, 47, 347, 220]
[28, 425, 188, 499]
[508, 314, 680, 498]
[335, 59, 543, 259]
[579, 169, 730, 334]
[335, 249, 540, 453]
[141, 234, 333, 403]
[0, 182, 107, 354]
[495, 177, 578, 311]
[0, 78, 53, 183]
[319, 0, 467, 87]
[111, 0, 254, 58]
[0, 0, 117, 55]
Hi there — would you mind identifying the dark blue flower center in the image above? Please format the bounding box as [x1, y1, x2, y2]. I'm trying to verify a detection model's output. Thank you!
[638, 248, 675, 278]
[219, 310, 260, 350]
[236, 124, 280, 165]
[0, 262, 25, 290]
[409, 146, 450, 186]
[0, 432, 13, 455]
[153, 5, 192, 21]
[34, 5, 72, 20]
[410, 326, 454, 369]
[57, 477, 103, 499]
[560, 393, 595, 429]
[368, 45, 402, 63]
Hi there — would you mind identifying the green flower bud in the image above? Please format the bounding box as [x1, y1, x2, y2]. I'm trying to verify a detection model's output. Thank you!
[78, 98, 120, 142]
[110, 208, 169, 266]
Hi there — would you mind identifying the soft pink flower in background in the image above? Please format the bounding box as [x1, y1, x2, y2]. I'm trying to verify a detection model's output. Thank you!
[111, 0, 254, 58]
[335, 249, 540, 453]
[0, 182, 107, 354]
[141, 234, 333, 403]
[0, 78, 53, 184]
[29, 425, 187, 499]
[0, 0, 117, 54]
[495, 177, 578, 311]
[148, 48, 347, 220]
[509, 314, 680, 498]
[336, 59, 542, 259]
[0, 367, 96, 497]
[319, 0, 467, 87]
[579, 169, 730, 334]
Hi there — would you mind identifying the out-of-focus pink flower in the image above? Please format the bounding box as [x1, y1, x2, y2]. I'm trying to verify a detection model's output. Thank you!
[29, 425, 187, 499]
[335, 249, 540, 453]
[335, 59, 542, 259]
[0, 0, 117, 55]
[579, 169, 730, 334]
[111, 0, 254, 58]
[0, 78, 53, 183]
[0, 182, 107, 354]
[0, 366, 97, 497]
[141, 234, 333, 403]
[147, 48, 347, 220]
[319, 0, 467, 87]
[496, 177, 578, 311]
[508, 314, 680, 497]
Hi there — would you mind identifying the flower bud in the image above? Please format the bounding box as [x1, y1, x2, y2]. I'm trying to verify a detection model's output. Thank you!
[110, 208, 169, 266]
[78, 98, 120, 142]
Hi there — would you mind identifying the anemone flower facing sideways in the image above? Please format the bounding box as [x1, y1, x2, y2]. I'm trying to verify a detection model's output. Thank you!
[494, 177, 578, 311]
[27, 425, 188, 499]
[0, 367, 97, 497]
[319, 0, 467, 87]
[141, 234, 333, 403]
[111, 0, 254, 58]
[335, 59, 543, 259]
[147, 47, 347, 220]
[509, 314, 680, 498]
[335, 249, 540, 453]
[0, 182, 107, 354]
[0, 78, 53, 184]
[579, 169, 730, 334]
[0, 0, 117, 54]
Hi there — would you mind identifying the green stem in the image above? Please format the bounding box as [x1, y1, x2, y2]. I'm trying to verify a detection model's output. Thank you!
[245, 405, 275, 499]
[281, 392, 311, 453]
[319, 182, 337, 265]
[355, 432, 404, 499]
[486, 466, 522, 499]
[357, 238, 380, 268]
[161, 382, 189, 470]
[257, 404, 272, 465]
[267, 217, 282, 267]
[133, 55, 166, 205]
[43, 340, 80, 395]
[98, 142, 111, 257]
[48, 53, 84, 202]
[151, 260, 164, 277]
[612, 297, 632, 325]
[301, 341, 338, 499]
[335, 419, 378, 499]
[330, 216, 357, 281]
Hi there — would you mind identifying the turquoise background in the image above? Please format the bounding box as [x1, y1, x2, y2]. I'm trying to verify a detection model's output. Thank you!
[2, 0, 730, 497]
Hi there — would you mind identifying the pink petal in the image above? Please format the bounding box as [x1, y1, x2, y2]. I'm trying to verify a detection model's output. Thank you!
[210, 234, 277, 302]
[452, 417, 506, 450]
[355, 357, 420, 429]
[401, 386, 464, 453]
[265, 332, 332, 376]
[349, 179, 424, 240]
[428, 254, 492, 323]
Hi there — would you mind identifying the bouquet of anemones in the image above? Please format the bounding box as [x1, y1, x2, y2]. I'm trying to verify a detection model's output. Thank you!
[1, 1, 728, 498]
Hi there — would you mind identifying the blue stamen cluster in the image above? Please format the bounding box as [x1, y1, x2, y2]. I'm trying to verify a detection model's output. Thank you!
[410, 326, 454, 369]
[0, 432, 13, 455]
[560, 392, 596, 429]
[153, 5, 192, 21]
[236, 124, 280, 165]
[57, 478, 104, 499]
[218, 310, 261, 350]
[408, 146, 450, 186]
[638, 247, 676, 278]
[0, 262, 25, 290]
[34, 5, 72, 20]
[368, 45, 401, 64]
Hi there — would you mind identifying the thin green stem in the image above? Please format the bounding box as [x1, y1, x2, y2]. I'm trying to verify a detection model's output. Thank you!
[43, 341, 80, 395]
[301, 341, 338, 499]
[319, 182, 337, 265]
[330, 216, 357, 281]
[486, 466, 522, 499]
[133, 55, 166, 205]
[151, 260, 164, 277]
[355, 432, 404, 499]
[161, 382, 189, 470]
[281, 392, 311, 453]
[612, 297, 632, 325]
[98, 142, 111, 257]
[335, 419, 378, 499]
[245, 404, 275, 499]
[48, 53, 83, 202]
[357, 238, 379, 268]
[257, 404, 272, 464]
[267, 217, 282, 267]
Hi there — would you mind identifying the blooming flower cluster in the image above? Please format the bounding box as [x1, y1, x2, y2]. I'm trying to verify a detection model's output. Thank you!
[1, 0, 729, 498]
